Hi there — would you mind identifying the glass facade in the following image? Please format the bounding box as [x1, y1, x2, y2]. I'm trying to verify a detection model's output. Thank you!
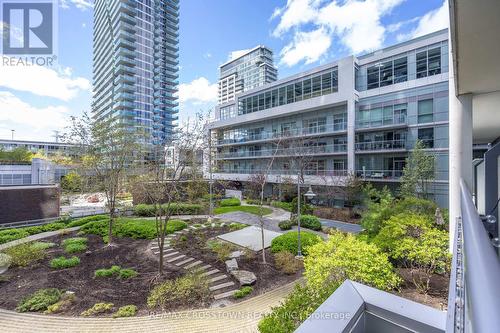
[92, 0, 179, 150]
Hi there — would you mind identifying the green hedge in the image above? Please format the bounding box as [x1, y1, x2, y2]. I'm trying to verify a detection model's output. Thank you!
[0, 222, 67, 245]
[67, 215, 108, 227]
[133, 203, 204, 217]
[298, 215, 322, 231]
[271, 201, 293, 212]
[270, 231, 322, 256]
[80, 218, 187, 239]
[219, 197, 241, 207]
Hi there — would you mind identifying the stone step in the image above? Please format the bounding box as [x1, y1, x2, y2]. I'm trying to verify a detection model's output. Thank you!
[213, 289, 237, 300]
[198, 264, 212, 271]
[184, 260, 203, 269]
[201, 269, 219, 277]
[166, 254, 186, 263]
[174, 231, 184, 234]
[162, 251, 179, 258]
[209, 281, 235, 291]
[152, 247, 174, 255]
[176, 257, 195, 266]
[189, 225, 197, 229]
[209, 275, 228, 283]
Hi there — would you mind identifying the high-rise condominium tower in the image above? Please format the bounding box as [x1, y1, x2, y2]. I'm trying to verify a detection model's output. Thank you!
[92, 0, 179, 150]
[218, 46, 277, 105]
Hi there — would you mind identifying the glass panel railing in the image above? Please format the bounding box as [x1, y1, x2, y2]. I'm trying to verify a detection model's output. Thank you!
[217, 144, 347, 159]
[355, 139, 406, 151]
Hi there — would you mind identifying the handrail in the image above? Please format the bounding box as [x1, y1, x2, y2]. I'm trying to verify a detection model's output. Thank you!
[458, 179, 500, 332]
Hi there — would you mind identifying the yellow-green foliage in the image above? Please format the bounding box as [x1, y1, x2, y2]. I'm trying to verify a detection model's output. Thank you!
[304, 231, 400, 291]
[274, 251, 303, 275]
[112, 305, 137, 318]
[3, 243, 46, 267]
[206, 240, 235, 261]
[44, 293, 75, 314]
[16, 288, 63, 312]
[81, 302, 114, 316]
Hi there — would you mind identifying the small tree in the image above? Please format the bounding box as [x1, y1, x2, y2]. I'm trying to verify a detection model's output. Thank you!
[61, 171, 83, 193]
[400, 140, 435, 198]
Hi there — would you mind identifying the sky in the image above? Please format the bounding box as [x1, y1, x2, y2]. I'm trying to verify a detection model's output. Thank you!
[0, 0, 449, 142]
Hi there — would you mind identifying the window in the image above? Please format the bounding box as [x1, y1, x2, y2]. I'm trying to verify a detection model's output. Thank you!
[303, 78, 311, 99]
[418, 127, 434, 148]
[312, 76, 322, 97]
[333, 113, 347, 131]
[278, 87, 286, 106]
[418, 99, 433, 123]
[286, 84, 294, 103]
[380, 61, 393, 87]
[303, 117, 326, 134]
[416, 47, 441, 78]
[367, 56, 407, 89]
[294, 82, 302, 102]
[367, 65, 379, 89]
[322, 72, 332, 94]
[393, 57, 407, 83]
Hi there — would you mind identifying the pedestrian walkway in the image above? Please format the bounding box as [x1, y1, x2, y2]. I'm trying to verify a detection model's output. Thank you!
[319, 218, 363, 233]
[0, 279, 297, 333]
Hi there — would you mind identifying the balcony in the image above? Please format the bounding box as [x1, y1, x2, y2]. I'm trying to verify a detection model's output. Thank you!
[355, 139, 406, 152]
[356, 169, 403, 180]
[356, 115, 407, 130]
[217, 144, 347, 160]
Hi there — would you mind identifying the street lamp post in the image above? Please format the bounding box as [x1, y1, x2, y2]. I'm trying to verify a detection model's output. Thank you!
[296, 179, 316, 259]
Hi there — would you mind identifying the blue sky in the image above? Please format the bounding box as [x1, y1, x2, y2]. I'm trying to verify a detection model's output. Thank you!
[0, 0, 448, 141]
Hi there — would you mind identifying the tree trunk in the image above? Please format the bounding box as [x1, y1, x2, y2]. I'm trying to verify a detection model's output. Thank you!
[260, 184, 266, 264]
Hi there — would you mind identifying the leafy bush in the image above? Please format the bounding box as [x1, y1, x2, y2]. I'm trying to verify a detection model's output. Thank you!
[206, 240, 235, 261]
[373, 213, 449, 293]
[81, 302, 114, 316]
[304, 231, 400, 291]
[113, 305, 137, 318]
[234, 286, 253, 299]
[60, 171, 82, 193]
[4, 243, 46, 267]
[258, 282, 338, 333]
[44, 293, 75, 314]
[245, 199, 262, 205]
[24, 222, 67, 236]
[298, 215, 321, 231]
[274, 251, 303, 274]
[95, 265, 121, 278]
[220, 197, 241, 207]
[278, 220, 293, 231]
[16, 288, 63, 312]
[50, 256, 80, 269]
[147, 272, 210, 310]
[119, 268, 138, 279]
[271, 201, 293, 212]
[68, 215, 108, 227]
[30, 242, 56, 251]
[0, 229, 29, 244]
[62, 237, 88, 253]
[270, 231, 322, 256]
[133, 203, 204, 217]
[0, 222, 69, 244]
[291, 197, 313, 215]
[80, 218, 187, 239]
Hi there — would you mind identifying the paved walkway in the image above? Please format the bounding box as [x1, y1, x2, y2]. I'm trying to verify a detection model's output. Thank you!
[319, 218, 363, 234]
[0, 227, 80, 251]
[0, 279, 297, 333]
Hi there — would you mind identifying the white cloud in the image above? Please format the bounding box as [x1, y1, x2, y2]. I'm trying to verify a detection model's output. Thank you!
[280, 28, 331, 66]
[0, 91, 70, 130]
[271, 0, 405, 66]
[61, 0, 93, 10]
[204, 52, 212, 59]
[178, 77, 217, 104]
[0, 59, 90, 101]
[408, 0, 449, 38]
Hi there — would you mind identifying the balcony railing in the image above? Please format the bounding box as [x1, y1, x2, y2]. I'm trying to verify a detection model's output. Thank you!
[355, 114, 407, 129]
[214, 169, 348, 177]
[356, 169, 404, 179]
[216, 123, 347, 146]
[355, 139, 406, 151]
[217, 144, 347, 159]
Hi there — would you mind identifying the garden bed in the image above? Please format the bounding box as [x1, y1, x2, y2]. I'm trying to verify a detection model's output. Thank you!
[171, 225, 302, 299]
[0, 231, 189, 316]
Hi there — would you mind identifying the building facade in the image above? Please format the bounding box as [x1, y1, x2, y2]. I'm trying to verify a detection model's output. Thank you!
[218, 46, 277, 106]
[92, 0, 179, 150]
[207, 30, 450, 207]
[0, 139, 75, 157]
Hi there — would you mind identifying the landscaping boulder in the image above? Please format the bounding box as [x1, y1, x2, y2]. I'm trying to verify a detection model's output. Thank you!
[225, 258, 238, 272]
[0, 253, 12, 275]
[231, 270, 256, 285]
[229, 250, 244, 259]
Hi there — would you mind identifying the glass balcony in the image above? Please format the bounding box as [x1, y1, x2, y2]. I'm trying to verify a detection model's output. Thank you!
[217, 143, 347, 159]
[356, 114, 407, 129]
[214, 168, 348, 177]
[355, 139, 406, 151]
[355, 169, 404, 179]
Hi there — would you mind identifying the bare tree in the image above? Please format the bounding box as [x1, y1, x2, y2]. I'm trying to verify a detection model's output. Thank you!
[137, 113, 209, 276]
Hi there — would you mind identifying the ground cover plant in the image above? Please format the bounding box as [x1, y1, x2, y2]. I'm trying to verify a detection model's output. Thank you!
[50, 256, 80, 269]
[133, 203, 204, 217]
[62, 237, 88, 253]
[219, 197, 241, 207]
[3, 243, 46, 267]
[113, 305, 137, 318]
[81, 302, 114, 316]
[214, 205, 272, 215]
[234, 286, 253, 299]
[16, 288, 63, 313]
[0, 222, 67, 245]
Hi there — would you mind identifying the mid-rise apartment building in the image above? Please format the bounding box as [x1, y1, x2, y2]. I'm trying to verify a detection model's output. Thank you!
[207, 30, 450, 207]
[92, 0, 179, 150]
[218, 46, 277, 106]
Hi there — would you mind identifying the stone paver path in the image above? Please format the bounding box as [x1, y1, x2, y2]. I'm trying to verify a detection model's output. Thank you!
[0, 279, 298, 333]
[149, 221, 240, 300]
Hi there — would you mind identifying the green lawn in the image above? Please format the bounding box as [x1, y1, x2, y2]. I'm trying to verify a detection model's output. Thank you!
[214, 205, 273, 215]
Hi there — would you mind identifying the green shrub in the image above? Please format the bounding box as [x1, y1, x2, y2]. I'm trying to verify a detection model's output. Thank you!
[274, 251, 302, 274]
[81, 302, 114, 316]
[44, 293, 75, 314]
[0, 222, 70, 245]
[4, 243, 46, 267]
[234, 286, 253, 299]
[133, 204, 156, 217]
[133, 203, 204, 217]
[278, 220, 293, 231]
[214, 205, 272, 215]
[0, 229, 29, 244]
[62, 237, 88, 253]
[245, 199, 262, 205]
[229, 222, 247, 231]
[271, 201, 293, 212]
[68, 215, 109, 227]
[298, 215, 322, 231]
[24, 222, 67, 236]
[16, 288, 63, 312]
[50, 256, 80, 269]
[61, 171, 82, 192]
[291, 197, 313, 215]
[305, 231, 401, 291]
[373, 213, 449, 292]
[95, 265, 121, 278]
[113, 305, 137, 318]
[147, 272, 210, 310]
[206, 240, 235, 261]
[80, 218, 187, 239]
[258, 282, 338, 333]
[119, 268, 138, 279]
[220, 197, 241, 207]
[30, 241, 56, 251]
[270, 231, 322, 256]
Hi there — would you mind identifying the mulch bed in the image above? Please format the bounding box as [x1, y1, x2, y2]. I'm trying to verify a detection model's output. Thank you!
[172, 226, 302, 299]
[0, 231, 184, 316]
[395, 268, 449, 310]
